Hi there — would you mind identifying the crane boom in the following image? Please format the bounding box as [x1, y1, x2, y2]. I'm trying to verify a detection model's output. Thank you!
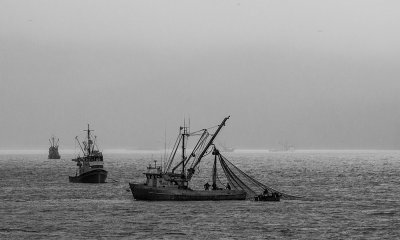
[186, 116, 230, 180]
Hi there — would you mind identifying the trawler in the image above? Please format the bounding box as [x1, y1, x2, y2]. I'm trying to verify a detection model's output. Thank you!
[220, 145, 235, 153]
[129, 117, 246, 201]
[129, 116, 302, 201]
[69, 124, 107, 183]
[269, 141, 295, 152]
[48, 136, 60, 159]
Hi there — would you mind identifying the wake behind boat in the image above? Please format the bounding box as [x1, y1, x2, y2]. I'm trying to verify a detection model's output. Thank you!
[69, 124, 107, 183]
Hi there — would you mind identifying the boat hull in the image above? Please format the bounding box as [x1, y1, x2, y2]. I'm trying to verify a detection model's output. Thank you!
[48, 153, 60, 159]
[69, 169, 108, 183]
[254, 195, 280, 202]
[129, 183, 247, 201]
[48, 146, 60, 159]
[48, 150, 60, 159]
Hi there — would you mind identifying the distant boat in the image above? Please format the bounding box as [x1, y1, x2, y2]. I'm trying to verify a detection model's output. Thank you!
[216, 140, 235, 152]
[269, 141, 295, 152]
[48, 136, 61, 159]
[69, 124, 107, 183]
[129, 116, 246, 201]
[219, 143, 235, 152]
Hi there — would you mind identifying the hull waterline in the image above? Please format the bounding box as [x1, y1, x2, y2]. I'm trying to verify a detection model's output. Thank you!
[69, 169, 108, 183]
[129, 183, 246, 201]
[48, 153, 60, 159]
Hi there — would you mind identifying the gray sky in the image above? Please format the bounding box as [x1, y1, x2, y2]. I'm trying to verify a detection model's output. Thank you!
[1, 0, 400, 149]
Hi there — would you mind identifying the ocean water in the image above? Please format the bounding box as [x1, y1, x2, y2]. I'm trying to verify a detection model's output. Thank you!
[0, 150, 399, 239]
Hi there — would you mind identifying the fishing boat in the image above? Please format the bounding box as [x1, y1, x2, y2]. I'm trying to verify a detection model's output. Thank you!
[69, 124, 107, 183]
[216, 141, 235, 152]
[254, 190, 281, 201]
[129, 116, 246, 201]
[129, 117, 301, 201]
[48, 136, 60, 159]
[269, 141, 295, 152]
[220, 145, 235, 153]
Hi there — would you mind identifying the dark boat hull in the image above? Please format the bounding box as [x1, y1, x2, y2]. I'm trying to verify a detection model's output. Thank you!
[129, 183, 246, 201]
[69, 169, 108, 183]
[48, 153, 60, 159]
[48, 147, 60, 159]
[254, 195, 280, 202]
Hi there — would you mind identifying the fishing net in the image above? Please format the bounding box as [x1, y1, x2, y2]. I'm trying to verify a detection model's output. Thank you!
[218, 153, 302, 200]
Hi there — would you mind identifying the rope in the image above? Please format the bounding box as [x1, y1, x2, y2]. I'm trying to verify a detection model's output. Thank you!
[107, 178, 119, 183]
[219, 153, 303, 200]
[219, 155, 257, 198]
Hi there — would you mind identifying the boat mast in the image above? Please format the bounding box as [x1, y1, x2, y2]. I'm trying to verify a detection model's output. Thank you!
[181, 120, 187, 177]
[84, 124, 93, 155]
[49, 136, 57, 147]
[212, 147, 219, 189]
[163, 127, 167, 171]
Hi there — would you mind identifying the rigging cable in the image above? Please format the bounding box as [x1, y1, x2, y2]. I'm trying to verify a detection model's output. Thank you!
[219, 153, 302, 200]
[165, 133, 182, 172]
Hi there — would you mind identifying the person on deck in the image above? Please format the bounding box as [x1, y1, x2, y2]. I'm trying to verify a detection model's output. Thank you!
[263, 189, 269, 195]
[226, 183, 231, 190]
[204, 182, 210, 190]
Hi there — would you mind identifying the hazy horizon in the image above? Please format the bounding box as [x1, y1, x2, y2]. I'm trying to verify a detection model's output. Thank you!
[1, 1, 400, 150]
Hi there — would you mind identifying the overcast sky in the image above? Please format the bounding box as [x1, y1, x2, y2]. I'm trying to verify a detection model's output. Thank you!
[1, 0, 400, 150]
